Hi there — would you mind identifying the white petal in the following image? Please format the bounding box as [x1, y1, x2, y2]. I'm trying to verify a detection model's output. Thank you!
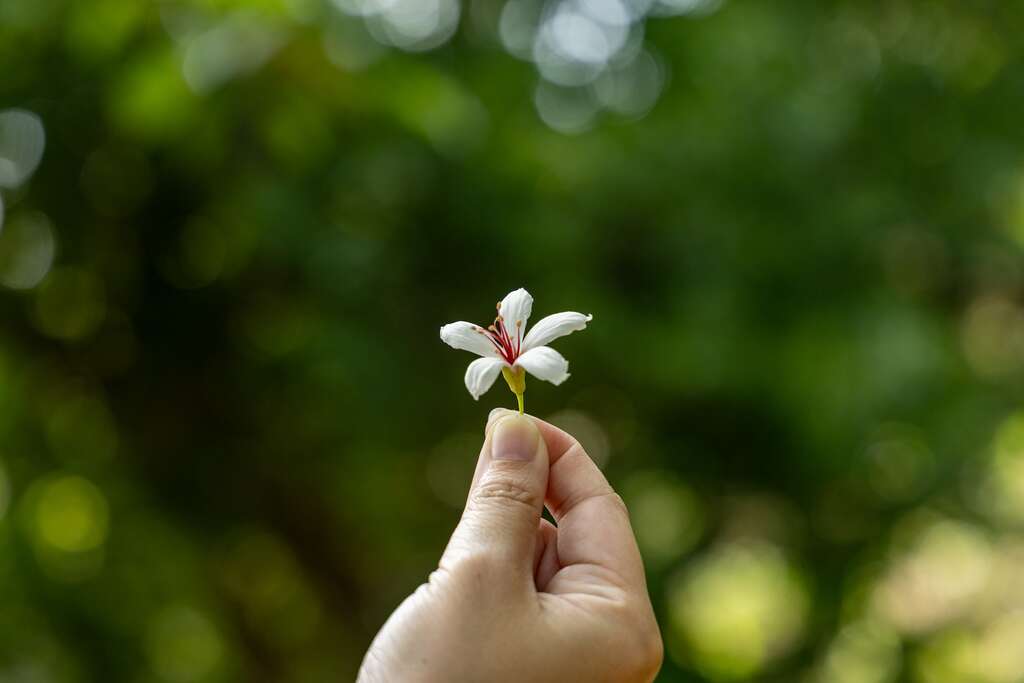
[440, 321, 499, 358]
[464, 357, 506, 399]
[498, 288, 533, 340]
[522, 312, 592, 351]
[514, 346, 570, 385]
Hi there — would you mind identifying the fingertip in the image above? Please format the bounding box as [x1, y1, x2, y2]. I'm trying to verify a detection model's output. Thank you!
[491, 414, 541, 461]
[486, 407, 515, 431]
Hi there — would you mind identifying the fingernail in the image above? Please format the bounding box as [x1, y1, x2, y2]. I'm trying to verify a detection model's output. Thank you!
[486, 407, 512, 430]
[491, 415, 539, 461]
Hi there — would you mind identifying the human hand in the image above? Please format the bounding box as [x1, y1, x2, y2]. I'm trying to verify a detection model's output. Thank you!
[358, 410, 663, 682]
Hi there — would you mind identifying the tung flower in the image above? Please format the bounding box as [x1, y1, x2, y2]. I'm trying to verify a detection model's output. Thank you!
[440, 288, 592, 412]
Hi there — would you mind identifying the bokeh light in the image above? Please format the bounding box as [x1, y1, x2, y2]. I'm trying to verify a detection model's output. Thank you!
[667, 541, 808, 680]
[21, 474, 110, 582]
[534, 81, 600, 133]
[545, 409, 610, 466]
[912, 615, 1024, 683]
[814, 619, 901, 683]
[961, 294, 1024, 378]
[979, 411, 1024, 525]
[33, 475, 109, 554]
[178, 11, 286, 94]
[333, 0, 461, 52]
[507, 0, 681, 128]
[864, 423, 934, 503]
[0, 109, 45, 188]
[145, 605, 225, 683]
[159, 216, 231, 290]
[975, 611, 1024, 683]
[32, 266, 106, 341]
[593, 48, 666, 117]
[0, 211, 56, 290]
[622, 470, 704, 567]
[871, 515, 992, 636]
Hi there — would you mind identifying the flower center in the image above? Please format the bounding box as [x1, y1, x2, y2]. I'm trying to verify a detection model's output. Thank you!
[479, 309, 521, 364]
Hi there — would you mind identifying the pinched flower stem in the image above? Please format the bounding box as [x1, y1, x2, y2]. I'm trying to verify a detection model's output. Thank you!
[501, 366, 526, 415]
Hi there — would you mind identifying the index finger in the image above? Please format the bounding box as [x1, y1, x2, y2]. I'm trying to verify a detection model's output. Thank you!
[488, 409, 646, 587]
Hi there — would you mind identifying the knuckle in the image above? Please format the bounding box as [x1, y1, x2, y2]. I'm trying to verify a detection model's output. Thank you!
[471, 475, 541, 512]
[606, 491, 630, 517]
[445, 552, 520, 601]
[563, 440, 589, 461]
[556, 487, 629, 521]
[605, 598, 662, 680]
[624, 605, 663, 680]
[449, 552, 500, 587]
[640, 623, 665, 680]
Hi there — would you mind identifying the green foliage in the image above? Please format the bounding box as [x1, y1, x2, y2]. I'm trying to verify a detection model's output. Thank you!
[3, 0, 1024, 680]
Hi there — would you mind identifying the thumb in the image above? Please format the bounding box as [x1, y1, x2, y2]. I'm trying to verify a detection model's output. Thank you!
[442, 414, 549, 576]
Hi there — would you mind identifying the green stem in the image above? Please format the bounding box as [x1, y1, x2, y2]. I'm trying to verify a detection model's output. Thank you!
[501, 366, 527, 416]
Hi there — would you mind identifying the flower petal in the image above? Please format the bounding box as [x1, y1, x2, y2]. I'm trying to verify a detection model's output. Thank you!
[440, 321, 499, 358]
[498, 288, 533, 341]
[522, 312, 592, 351]
[464, 357, 506, 399]
[514, 346, 570, 385]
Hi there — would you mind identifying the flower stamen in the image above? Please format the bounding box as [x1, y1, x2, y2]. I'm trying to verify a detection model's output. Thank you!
[483, 316, 520, 365]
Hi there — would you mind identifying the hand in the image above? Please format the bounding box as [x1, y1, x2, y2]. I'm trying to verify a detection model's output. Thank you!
[358, 410, 663, 682]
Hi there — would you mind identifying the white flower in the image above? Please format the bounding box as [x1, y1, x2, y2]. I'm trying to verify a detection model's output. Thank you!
[440, 288, 592, 402]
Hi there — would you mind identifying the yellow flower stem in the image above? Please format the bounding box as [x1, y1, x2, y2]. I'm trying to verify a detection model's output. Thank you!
[501, 366, 526, 415]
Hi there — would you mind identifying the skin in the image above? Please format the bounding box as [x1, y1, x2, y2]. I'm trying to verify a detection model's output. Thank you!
[358, 409, 663, 683]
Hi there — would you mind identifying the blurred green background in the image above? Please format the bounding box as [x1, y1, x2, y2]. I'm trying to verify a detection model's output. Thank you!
[3, 0, 1024, 680]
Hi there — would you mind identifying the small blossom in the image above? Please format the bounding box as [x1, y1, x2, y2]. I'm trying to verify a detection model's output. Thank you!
[440, 288, 592, 411]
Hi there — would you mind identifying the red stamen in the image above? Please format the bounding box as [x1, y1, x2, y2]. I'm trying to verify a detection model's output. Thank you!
[484, 315, 519, 364]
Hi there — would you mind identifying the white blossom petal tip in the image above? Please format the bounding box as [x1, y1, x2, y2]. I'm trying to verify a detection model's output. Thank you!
[514, 346, 570, 385]
[498, 288, 533, 334]
[464, 357, 505, 400]
[439, 321, 499, 358]
[440, 290, 590, 411]
[522, 312, 592, 350]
